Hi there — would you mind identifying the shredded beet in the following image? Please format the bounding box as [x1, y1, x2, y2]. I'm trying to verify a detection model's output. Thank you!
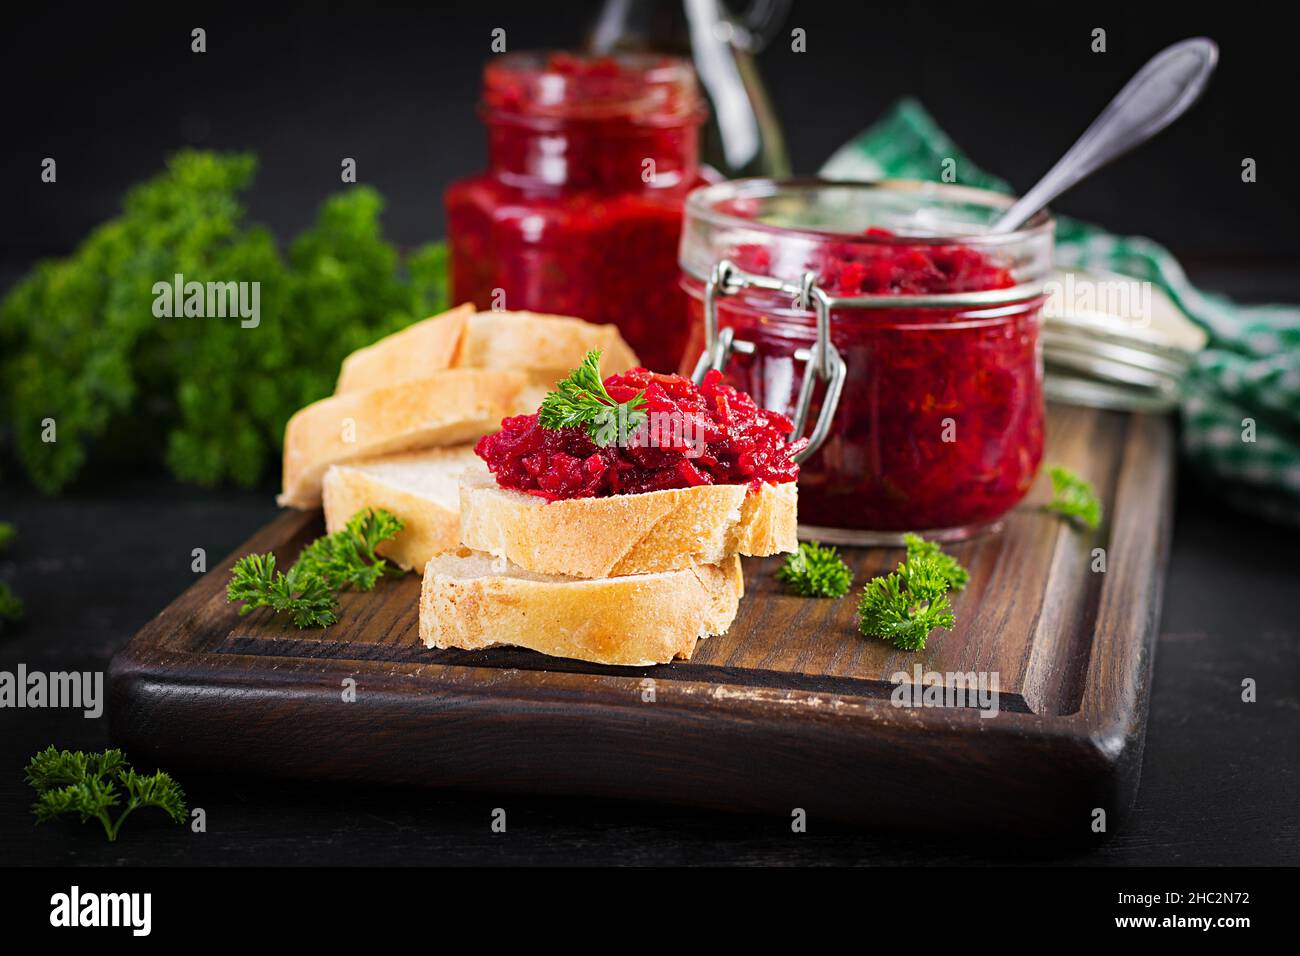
[447, 53, 707, 373]
[686, 226, 1040, 532]
[475, 368, 804, 500]
[732, 227, 1016, 297]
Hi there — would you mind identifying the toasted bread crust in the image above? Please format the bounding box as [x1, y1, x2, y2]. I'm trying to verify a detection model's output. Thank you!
[458, 472, 797, 578]
[279, 370, 525, 509]
[335, 304, 473, 394]
[452, 311, 639, 376]
[321, 448, 485, 571]
[419, 552, 743, 666]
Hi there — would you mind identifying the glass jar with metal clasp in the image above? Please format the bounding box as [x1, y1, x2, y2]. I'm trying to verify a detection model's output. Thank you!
[445, 51, 710, 374]
[679, 178, 1055, 544]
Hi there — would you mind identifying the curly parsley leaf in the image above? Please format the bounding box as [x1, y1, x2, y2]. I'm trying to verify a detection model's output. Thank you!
[777, 541, 853, 598]
[857, 538, 969, 651]
[1045, 465, 1102, 530]
[857, 554, 956, 651]
[26, 747, 187, 842]
[119, 768, 189, 826]
[227, 507, 404, 629]
[294, 506, 404, 591]
[903, 532, 969, 592]
[228, 553, 339, 629]
[538, 349, 647, 447]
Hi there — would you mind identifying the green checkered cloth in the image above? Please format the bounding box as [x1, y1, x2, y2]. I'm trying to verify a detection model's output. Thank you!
[821, 98, 1300, 525]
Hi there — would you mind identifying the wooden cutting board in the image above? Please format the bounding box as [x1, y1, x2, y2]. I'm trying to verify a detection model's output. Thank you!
[109, 403, 1174, 838]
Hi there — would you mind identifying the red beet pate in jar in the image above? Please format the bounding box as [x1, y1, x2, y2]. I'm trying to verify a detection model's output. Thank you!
[679, 179, 1054, 543]
[446, 52, 710, 373]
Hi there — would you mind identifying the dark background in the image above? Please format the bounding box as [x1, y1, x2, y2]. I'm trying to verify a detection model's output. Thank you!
[2, 2, 1298, 283]
[2, 2, 1298, 867]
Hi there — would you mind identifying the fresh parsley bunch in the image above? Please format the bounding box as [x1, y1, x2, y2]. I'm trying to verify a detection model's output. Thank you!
[777, 541, 853, 598]
[1045, 465, 1102, 530]
[0, 151, 448, 494]
[227, 507, 404, 628]
[857, 535, 969, 651]
[26, 747, 187, 842]
[538, 349, 647, 446]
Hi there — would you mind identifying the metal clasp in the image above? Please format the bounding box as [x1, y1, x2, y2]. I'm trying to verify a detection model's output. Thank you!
[691, 259, 846, 464]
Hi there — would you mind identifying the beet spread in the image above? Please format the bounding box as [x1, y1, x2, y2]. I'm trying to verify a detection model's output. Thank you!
[732, 227, 1016, 297]
[475, 368, 803, 500]
[446, 52, 708, 374]
[682, 225, 1041, 533]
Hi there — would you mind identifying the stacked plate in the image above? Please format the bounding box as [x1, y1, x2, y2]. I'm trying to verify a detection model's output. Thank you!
[1041, 268, 1207, 413]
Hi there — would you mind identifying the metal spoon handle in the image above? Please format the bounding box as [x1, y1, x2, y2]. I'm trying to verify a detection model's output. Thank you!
[993, 37, 1218, 233]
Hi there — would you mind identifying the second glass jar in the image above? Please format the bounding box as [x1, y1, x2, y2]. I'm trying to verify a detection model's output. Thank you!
[446, 51, 710, 373]
[679, 179, 1054, 543]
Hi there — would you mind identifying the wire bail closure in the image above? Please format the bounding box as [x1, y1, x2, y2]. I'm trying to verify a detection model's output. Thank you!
[691, 259, 847, 464]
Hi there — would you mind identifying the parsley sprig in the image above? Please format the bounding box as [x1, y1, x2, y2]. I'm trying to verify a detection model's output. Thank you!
[1045, 465, 1102, 530]
[857, 535, 969, 651]
[538, 349, 647, 447]
[227, 507, 404, 628]
[227, 552, 339, 628]
[26, 747, 187, 842]
[778, 541, 853, 598]
[903, 532, 969, 591]
[295, 507, 404, 591]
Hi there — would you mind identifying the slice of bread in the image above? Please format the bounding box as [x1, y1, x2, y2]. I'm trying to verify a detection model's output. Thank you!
[420, 550, 744, 666]
[334, 304, 473, 394]
[321, 446, 487, 571]
[458, 469, 797, 578]
[452, 311, 639, 378]
[279, 369, 525, 509]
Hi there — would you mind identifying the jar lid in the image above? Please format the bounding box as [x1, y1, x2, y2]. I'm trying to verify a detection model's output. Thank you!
[1042, 267, 1207, 412]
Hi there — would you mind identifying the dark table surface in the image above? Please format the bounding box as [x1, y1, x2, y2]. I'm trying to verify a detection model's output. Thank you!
[3, 263, 1298, 867]
[2, 465, 1297, 866]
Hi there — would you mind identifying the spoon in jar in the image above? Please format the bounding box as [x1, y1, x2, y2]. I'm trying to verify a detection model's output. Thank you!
[990, 37, 1219, 234]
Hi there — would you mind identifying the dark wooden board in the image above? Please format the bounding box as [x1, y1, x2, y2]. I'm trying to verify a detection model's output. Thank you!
[109, 404, 1175, 838]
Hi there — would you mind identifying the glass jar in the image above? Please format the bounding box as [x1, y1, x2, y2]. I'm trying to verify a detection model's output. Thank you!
[679, 179, 1054, 543]
[446, 51, 709, 373]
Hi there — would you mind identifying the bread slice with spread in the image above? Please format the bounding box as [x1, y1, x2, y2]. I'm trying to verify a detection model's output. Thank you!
[279, 325, 797, 666]
[419, 355, 802, 663]
[460, 359, 802, 578]
[459, 468, 795, 578]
